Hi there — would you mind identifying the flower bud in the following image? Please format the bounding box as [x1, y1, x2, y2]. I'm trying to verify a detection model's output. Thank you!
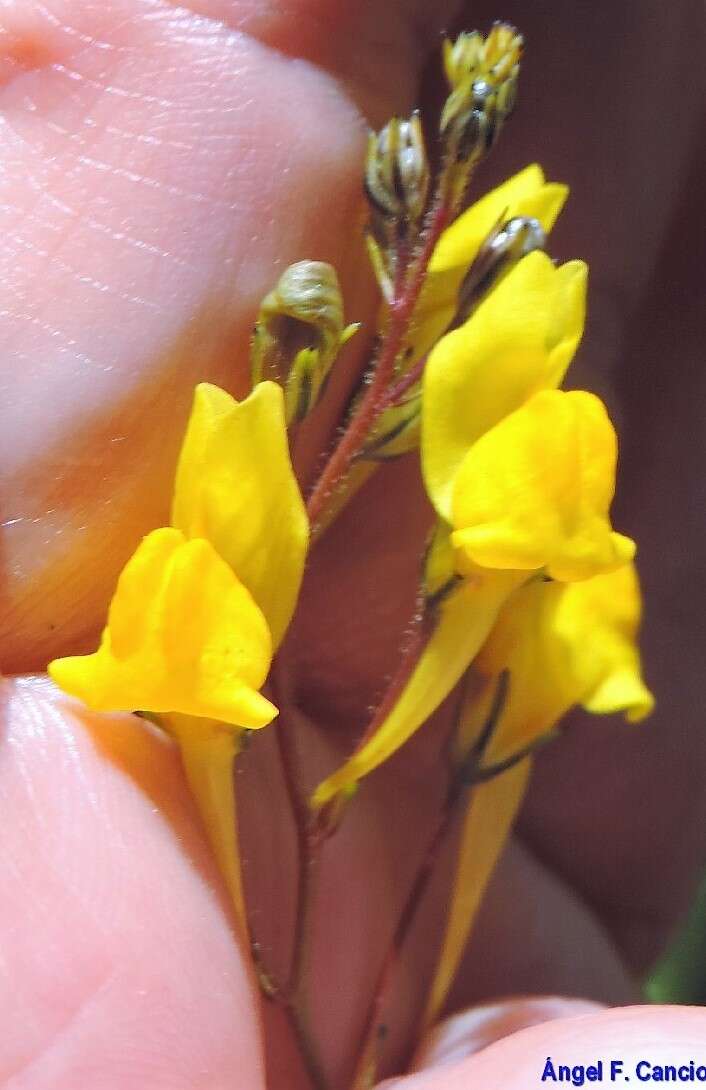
[360, 389, 421, 460]
[443, 30, 484, 89]
[443, 24, 522, 91]
[440, 24, 522, 208]
[455, 215, 546, 324]
[251, 261, 358, 423]
[365, 112, 430, 229]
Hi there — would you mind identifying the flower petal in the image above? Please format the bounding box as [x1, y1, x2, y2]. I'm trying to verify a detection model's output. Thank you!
[430, 164, 568, 274]
[49, 528, 276, 728]
[310, 571, 522, 809]
[459, 564, 653, 766]
[171, 715, 247, 929]
[410, 166, 569, 362]
[450, 389, 635, 581]
[422, 254, 587, 520]
[422, 758, 532, 1029]
[172, 381, 308, 649]
[558, 563, 655, 721]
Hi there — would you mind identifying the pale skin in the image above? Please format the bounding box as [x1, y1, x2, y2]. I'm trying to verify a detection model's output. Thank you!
[1, 1, 706, 1087]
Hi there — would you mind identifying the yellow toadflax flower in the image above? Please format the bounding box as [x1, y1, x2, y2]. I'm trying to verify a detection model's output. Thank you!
[312, 242, 638, 811]
[423, 562, 654, 1028]
[50, 379, 308, 926]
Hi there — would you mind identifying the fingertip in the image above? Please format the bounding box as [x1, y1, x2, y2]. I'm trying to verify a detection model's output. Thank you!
[0, 676, 265, 1088]
[411, 996, 604, 1071]
[379, 1006, 706, 1089]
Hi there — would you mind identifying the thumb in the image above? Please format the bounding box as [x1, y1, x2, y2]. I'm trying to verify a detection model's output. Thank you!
[380, 1004, 706, 1090]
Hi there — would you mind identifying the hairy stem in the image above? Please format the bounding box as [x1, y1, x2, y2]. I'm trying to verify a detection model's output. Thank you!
[306, 199, 449, 529]
[355, 600, 434, 754]
[275, 717, 321, 995]
[267, 666, 329, 1090]
[349, 672, 513, 1089]
[350, 771, 466, 1090]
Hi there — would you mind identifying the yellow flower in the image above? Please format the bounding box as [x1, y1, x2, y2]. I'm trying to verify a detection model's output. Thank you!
[459, 562, 654, 767]
[51, 380, 307, 719]
[422, 757, 531, 1030]
[423, 564, 653, 1023]
[450, 389, 636, 581]
[411, 164, 570, 360]
[423, 563, 653, 1030]
[312, 244, 635, 811]
[50, 379, 307, 928]
[49, 528, 276, 727]
[431, 164, 567, 273]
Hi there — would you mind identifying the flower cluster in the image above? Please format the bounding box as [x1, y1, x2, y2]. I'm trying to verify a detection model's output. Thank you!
[48, 22, 653, 1088]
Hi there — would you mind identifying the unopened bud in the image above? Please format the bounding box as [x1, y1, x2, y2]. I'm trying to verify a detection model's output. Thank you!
[365, 112, 430, 229]
[455, 215, 546, 324]
[365, 232, 394, 303]
[443, 30, 484, 89]
[440, 24, 522, 207]
[444, 23, 522, 91]
[251, 261, 358, 424]
[360, 390, 421, 460]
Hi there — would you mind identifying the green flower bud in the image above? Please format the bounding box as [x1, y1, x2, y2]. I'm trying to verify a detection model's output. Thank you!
[443, 24, 522, 91]
[455, 215, 546, 324]
[365, 112, 430, 229]
[251, 261, 358, 424]
[440, 24, 522, 208]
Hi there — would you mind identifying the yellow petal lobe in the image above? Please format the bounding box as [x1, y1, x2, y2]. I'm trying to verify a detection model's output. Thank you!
[555, 563, 654, 721]
[49, 527, 276, 729]
[451, 389, 635, 581]
[422, 254, 587, 519]
[430, 164, 567, 274]
[411, 166, 569, 361]
[172, 381, 308, 650]
[459, 564, 653, 767]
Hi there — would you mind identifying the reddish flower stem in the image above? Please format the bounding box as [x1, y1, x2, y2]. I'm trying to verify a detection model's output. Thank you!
[256, 661, 329, 1090]
[275, 718, 319, 994]
[306, 199, 449, 529]
[355, 601, 434, 753]
[380, 350, 429, 409]
[350, 768, 467, 1090]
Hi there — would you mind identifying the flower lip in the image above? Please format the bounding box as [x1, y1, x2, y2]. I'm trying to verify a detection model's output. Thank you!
[449, 389, 636, 583]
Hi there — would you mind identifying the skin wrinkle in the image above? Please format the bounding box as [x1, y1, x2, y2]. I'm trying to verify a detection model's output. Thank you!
[2, 969, 117, 1088]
